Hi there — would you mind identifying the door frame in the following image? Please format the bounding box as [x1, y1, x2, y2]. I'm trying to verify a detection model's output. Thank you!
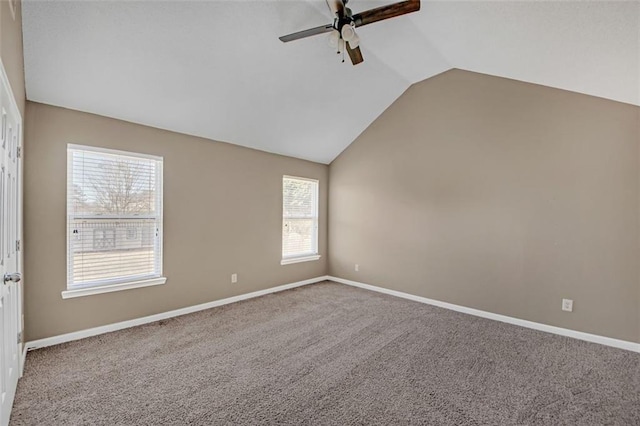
[0, 57, 24, 377]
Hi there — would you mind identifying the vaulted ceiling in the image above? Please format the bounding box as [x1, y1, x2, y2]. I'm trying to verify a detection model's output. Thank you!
[22, 0, 640, 164]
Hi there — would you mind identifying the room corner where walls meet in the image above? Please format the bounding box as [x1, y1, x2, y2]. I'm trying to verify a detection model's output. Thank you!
[328, 69, 640, 344]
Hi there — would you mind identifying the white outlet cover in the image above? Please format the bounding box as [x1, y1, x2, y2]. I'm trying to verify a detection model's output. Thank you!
[231, 273, 237, 283]
[562, 299, 573, 312]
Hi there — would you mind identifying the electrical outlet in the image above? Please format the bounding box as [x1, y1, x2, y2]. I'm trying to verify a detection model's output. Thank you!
[231, 273, 237, 284]
[562, 298, 573, 312]
[355, 264, 359, 272]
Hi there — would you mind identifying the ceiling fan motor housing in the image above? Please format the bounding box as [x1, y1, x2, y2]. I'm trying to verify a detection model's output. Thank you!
[335, 16, 355, 33]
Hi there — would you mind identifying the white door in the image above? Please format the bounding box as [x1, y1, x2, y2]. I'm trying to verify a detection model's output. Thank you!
[0, 62, 23, 426]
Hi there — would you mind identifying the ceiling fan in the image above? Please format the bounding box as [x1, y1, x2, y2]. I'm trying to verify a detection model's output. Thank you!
[279, 0, 420, 65]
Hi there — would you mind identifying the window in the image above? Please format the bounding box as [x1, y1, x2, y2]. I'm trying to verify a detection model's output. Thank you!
[64, 144, 165, 298]
[281, 176, 320, 265]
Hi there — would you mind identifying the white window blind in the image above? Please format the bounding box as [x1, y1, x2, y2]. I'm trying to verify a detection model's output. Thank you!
[67, 145, 163, 290]
[282, 176, 319, 261]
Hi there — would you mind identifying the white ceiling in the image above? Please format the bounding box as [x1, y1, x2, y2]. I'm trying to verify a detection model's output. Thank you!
[22, 0, 640, 164]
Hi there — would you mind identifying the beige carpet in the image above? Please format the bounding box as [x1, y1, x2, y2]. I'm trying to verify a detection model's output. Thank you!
[11, 281, 640, 425]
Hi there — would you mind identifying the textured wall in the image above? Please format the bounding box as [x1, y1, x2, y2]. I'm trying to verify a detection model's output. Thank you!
[329, 69, 640, 343]
[24, 102, 328, 340]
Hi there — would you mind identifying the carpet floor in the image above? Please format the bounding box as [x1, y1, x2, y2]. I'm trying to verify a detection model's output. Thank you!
[11, 281, 640, 425]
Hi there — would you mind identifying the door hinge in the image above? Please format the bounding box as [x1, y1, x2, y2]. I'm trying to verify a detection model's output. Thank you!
[16, 240, 20, 251]
[16, 147, 21, 159]
[17, 331, 22, 344]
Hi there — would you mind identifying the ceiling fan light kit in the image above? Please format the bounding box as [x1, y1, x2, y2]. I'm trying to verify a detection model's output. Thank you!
[328, 29, 340, 48]
[348, 34, 360, 49]
[341, 23, 355, 41]
[279, 0, 421, 66]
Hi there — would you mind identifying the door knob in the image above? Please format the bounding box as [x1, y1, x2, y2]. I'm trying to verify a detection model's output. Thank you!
[3, 273, 21, 284]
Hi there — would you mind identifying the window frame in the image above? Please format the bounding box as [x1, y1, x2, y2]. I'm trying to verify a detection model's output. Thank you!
[62, 144, 166, 299]
[281, 175, 321, 265]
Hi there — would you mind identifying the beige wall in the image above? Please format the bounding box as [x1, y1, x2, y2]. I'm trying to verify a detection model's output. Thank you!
[0, 0, 25, 115]
[24, 101, 328, 340]
[329, 69, 640, 343]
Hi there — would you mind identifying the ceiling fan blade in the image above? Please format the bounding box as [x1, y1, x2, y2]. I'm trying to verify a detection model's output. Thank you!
[346, 42, 364, 65]
[326, 0, 345, 18]
[352, 0, 420, 27]
[279, 24, 335, 42]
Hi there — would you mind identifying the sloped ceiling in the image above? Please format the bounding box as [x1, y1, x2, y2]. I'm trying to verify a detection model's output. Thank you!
[22, 0, 640, 164]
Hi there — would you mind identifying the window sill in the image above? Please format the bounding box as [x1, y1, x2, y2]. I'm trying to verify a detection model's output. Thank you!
[281, 255, 321, 265]
[61, 277, 167, 299]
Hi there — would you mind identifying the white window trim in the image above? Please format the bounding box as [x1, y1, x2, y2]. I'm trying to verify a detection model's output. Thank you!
[65, 144, 165, 298]
[61, 277, 167, 299]
[281, 254, 321, 265]
[282, 175, 320, 264]
[67, 143, 163, 161]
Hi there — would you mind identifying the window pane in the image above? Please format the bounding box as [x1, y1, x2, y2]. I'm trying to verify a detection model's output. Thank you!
[70, 219, 158, 286]
[282, 218, 315, 257]
[283, 178, 315, 218]
[70, 150, 158, 216]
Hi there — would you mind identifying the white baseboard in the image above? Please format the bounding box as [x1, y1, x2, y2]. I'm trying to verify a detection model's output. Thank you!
[25, 276, 329, 351]
[24, 274, 640, 354]
[329, 276, 640, 353]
